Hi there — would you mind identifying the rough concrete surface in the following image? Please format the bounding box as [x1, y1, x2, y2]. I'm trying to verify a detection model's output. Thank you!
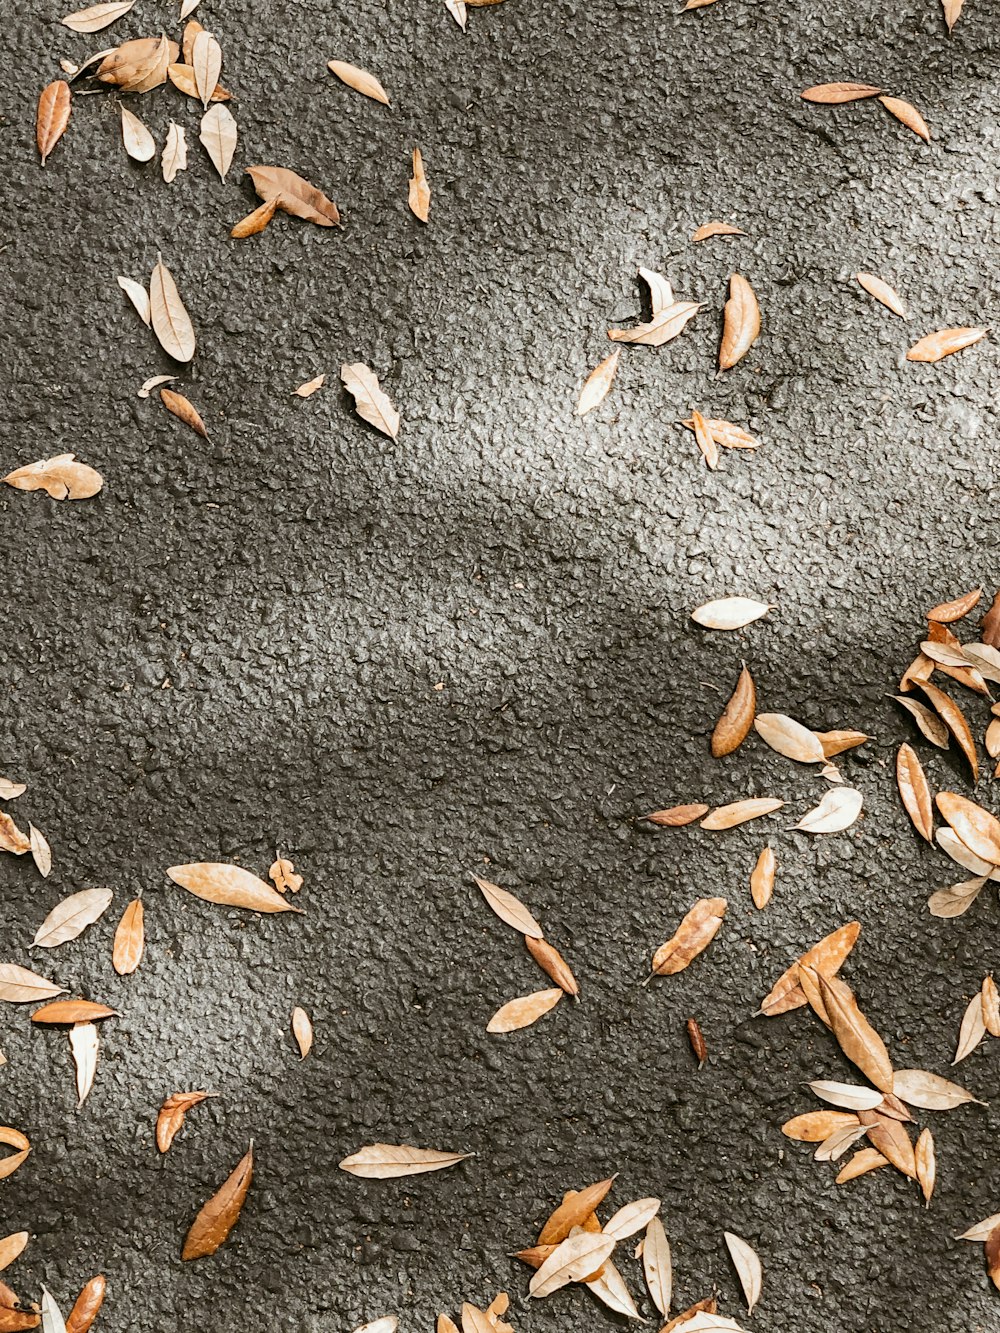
[2, 0, 1000, 1329]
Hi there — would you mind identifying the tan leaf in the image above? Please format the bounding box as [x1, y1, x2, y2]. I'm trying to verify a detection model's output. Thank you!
[538, 1177, 616, 1244]
[926, 621, 989, 692]
[928, 875, 987, 919]
[28, 825, 51, 878]
[167, 862, 301, 913]
[815, 729, 870, 757]
[793, 787, 863, 833]
[608, 300, 703, 347]
[585, 1260, 641, 1319]
[682, 417, 760, 450]
[529, 1232, 616, 1297]
[182, 1143, 253, 1259]
[750, 847, 775, 910]
[758, 921, 860, 1016]
[936, 827, 1000, 880]
[472, 873, 543, 937]
[341, 362, 400, 439]
[691, 220, 745, 241]
[941, 0, 963, 30]
[0, 964, 65, 1003]
[355, 1319, 398, 1333]
[723, 1233, 761, 1314]
[954, 993, 987, 1064]
[438, 1317, 461, 1333]
[112, 898, 144, 975]
[691, 596, 772, 630]
[920, 636, 976, 670]
[460, 1309, 492, 1333]
[964, 642, 1000, 686]
[0, 1128, 29, 1182]
[31, 999, 117, 1025]
[797, 963, 832, 1026]
[445, 0, 468, 29]
[246, 166, 340, 226]
[293, 375, 325, 399]
[858, 1110, 915, 1177]
[167, 62, 230, 101]
[156, 1089, 216, 1152]
[892, 694, 949, 748]
[814, 1120, 868, 1161]
[808, 1080, 883, 1111]
[937, 793, 1000, 863]
[835, 1148, 889, 1183]
[602, 1197, 660, 1242]
[291, 1006, 313, 1058]
[120, 105, 155, 162]
[983, 976, 1000, 1037]
[685, 409, 717, 470]
[61, 1, 134, 32]
[896, 744, 933, 841]
[32, 887, 113, 948]
[701, 797, 783, 830]
[899, 651, 934, 693]
[268, 856, 303, 892]
[0, 813, 29, 855]
[754, 713, 825, 764]
[576, 351, 620, 416]
[907, 327, 987, 363]
[98, 36, 175, 92]
[191, 30, 222, 109]
[660, 1300, 718, 1332]
[69, 1022, 99, 1107]
[711, 664, 755, 758]
[408, 147, 430, 222]
[117, 276, 150, 325]
[150, 256, 195, 363]
[987, 718, 1000, 759]
[644, 803, 710, 826]
[982, 591, 1000, 648]
[3, 453, 102, 501]
[806, 968, 894, 1093]
[879, 95, 930, 141]
[525, 936, 579, 996]
[0, 1234, 28, 1273]
[928, 586, 982, 622]
[231, 198, 277, 238]
[160, 388, 207, 438]
[162, 121, 187, 183]
[328, 59, 390, 104]
[649, 897, 726, 977]
[800, 82, 881, 103]
[637, 266, 674, 316]
[200, 104, 237, 181]
[37, 81, 71, 166]
[957, 1212, 1000, 1242]
[182, 17, 204, 63]
[0, 779, 26, 800]
[893, 1068, 985, 1110]
[339, 1143, 472, 1178]
[642, 1216, 672, 1316]
[718, 274, 760, 370]
[915, 1127, 935, 1205]
[856, 272, 907, 318]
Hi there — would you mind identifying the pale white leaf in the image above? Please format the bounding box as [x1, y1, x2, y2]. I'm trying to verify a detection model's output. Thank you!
[149, 255, 196, 362]
[642, 1215, 671, 1316]
[445, 0, 467, 29]
[814, 1121, 868, 1161]
[339, 1143, 472, 1178]
[41, 1288, 67, 1333]
[32, 887, 113, 949]
[529, 1232, 616, 1298]
[953, 993, 987, 1064]
[576, 350, 619, 416]
[893, 1068, 986, 1110]
[793, 787, 863, 834]
[601, 1196, 660, 1241]
[121, 106, 155, 162]
[586, 1260, 641, 1319]
[928, 875, 988, 918]
[690, 597, 773, 630]
[192, 30, 222, 109]
[723, 1231, 762, 1314]
[162, 122, 188, 184]
[754, 713, 825, 764]
[29, 824, 51, 878]
[69, 1022, 99, 1106]
[117, 275, 150, 326]
[138, 375, 177, 398]
[807, 1080, 883, 1111]
[341, 362, 399, 439]
[61, 0, 134, 34]
[199, 103, 237, 181]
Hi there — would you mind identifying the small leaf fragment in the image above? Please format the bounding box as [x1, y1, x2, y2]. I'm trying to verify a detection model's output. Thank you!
[408, 147, 430, 222]
[294, 375, 325, 399]
[156, 1090, 215, 1153]
[117, 276, 150, 326]
[69, 1023, 99, 1107]
[691, 221, 745, 242]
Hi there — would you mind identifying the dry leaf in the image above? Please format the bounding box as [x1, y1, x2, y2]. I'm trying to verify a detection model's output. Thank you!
[438, 1318, 460, 1333]
[355, 1319, 396, 1333]
[607, 301, 703, 347]
[750, 847, 775, 909]
[200, 104, 237, 181]
[723, 1233, 761, 1314]
[3, 454, 102, 500]
[586, 1260, 641, 1319]
[925, 621, 989, 692]
[33, 887, 113, 948]
[0, 779, 26, 800]
[835, 1148, 890, 1183]
[150, 255, 195, 362]
[982, 592, 1000, 648]
[530, 1232, 616, 1298]
[117, 276, 150, 325]
[62, 0, 133, 32]
[983, 976, 1000, 1037]
[246, 166, 340, 226]
[576, 351, 620, 416]
[928, 876, 987, 918]
[37, 81, 71, 166]
[446, 0, 468, 29]
[941, 0, 963, 30]
[856, 272, 908, 319]
[896, 744, 933, 841]
[293, 376, 325, 398]
[341, 363, 400, 440]
[691, 221, 745, 242]
[538, 1178, 616, 1244]
[40, 1291, 66, 1333]
[879, 95, 930, 141]
[964, 642, 1000, 686]
[120, 106, 154, 162]
[268, 857, 303, 893]
[182, 14, 203, 57]
[328, 60, 390, 104]
[408, 147, 431, 222]
[0, 964, 65, 1003]
[808, 1080, 883, 1111]
[638, 266, 674, 316]
[525, 936, 579, 996]
[291, 1006, 313, 1058]
[65, 1275, 105, 1333]
[182, 1143, 253, 1259]
[958, 1212, 1000, 1242]
[70, 1023, 99, 1107]
[339, 1143, 472, 1178]
[754, 713, 825, 764]
[167, 862, 301, 913]
[793, 787, 863, 833]
[98, 36, 175, 92]
[681, 417, 760, 450]
[167, 63, 230, 101]
[892, 1068, 985, 1110]
[907, 327, 986, 363]
[0, 1129, 29, 1182]
[892, 694, 949, 748]
[644, 804, 710, 826]
[473, 874, 543, 936]
[759, 921, 860, 1017]
[915, 1127, 935, 1205]
[807, 968, 894, 1093]
[162, 121, 187, 184]
[954, 993, 987, 1064]
[488, 986, 563, 1033]
[649, 897, 726, 977]
[690, 410, 718, 470]
[858, 1110, 915, 1177]
[191, 30, 222, 109]
[928, 587, 982, 622]
[936, 827, 1000, 880]
[701, 797, 783, 830]
[160, 388, 208, 438]
[691, 597, 772, 630]
[718, 274, 760, 370]
[642, 1216, 672, 1316]
[0, 813, 30, 854]
[29, 825, 51, 878]
[156, 1090, 215, 1152]
[937, 792, 1000, 864]
[801, 82, 881, 103]
[231, 198, 277, 238]
[601, 1197, 660, 1241]
[112, 898, 144, 975]
[32, 1000, 117, 1025]
[660, 1301, 718, 1332]
[711, 664, 756, 757]
[687, 1017, 707, 1066]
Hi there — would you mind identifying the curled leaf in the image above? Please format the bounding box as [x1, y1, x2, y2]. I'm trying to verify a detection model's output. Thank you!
[156, 1090, 215, 1153]
[711, 664, 756, 757]
[246, 165, 340, 227]
[341, 363, 400, 440]
[718, 274, 760, 370]
[525, 936, 579, 996]
[231, 198, 277, 239]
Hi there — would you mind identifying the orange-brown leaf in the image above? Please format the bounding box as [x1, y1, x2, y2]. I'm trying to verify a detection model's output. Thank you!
[907, 327, 986, 363]
[525, 936, 579, 996]
[718, 273, 760, 370]
[537, 1177, 616, 1245]
[644, 803, 709, 826]
[37, 81, 71, 165]
[691, 221, 745, 242]
[936, 792, 1000, 863]
[879, 95, 930, 142]
[181, 1143, 253, 1259]
[650, 898, 726, 976]
[801, 81, 881, 103]
[65, 1275, 106, 1333]
[759, 920, 860, 1016]
[810, 969, 894, 1093]
[781, 1110, 859, 1142]
[246, 166, 340, 227]
[711, 664, 756, 756]
[896, 744, 933, 841]
[112, 898, 144, 976]
[156, 1089, 215, 1153]
[920, 683, 978, 778]
[928, 586, 982, 623]
[750, 846, 775, 909]
[160, 389, 208, 438]
[31, 999, 117, 1025]
[231, 199, 277, 238]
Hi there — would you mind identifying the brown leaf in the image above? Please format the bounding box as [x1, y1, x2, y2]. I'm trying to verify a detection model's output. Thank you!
[0, 815, 29, 856]
[858, 1110, 915, 1178]
[538, 1177, 616, 1244]
[781, 1110, 860, 1142]
[0, 1130, 29, 1182]
[915, 1128, 935, 1206]
[269, 857, 303, 892]
[686, 1017, 707, 1066]
[642, 1216, 672, 1316]
[328, 60, 390, 104]
[681, 416, 760, 450]
[191, 30, 222, 109]
[983, 976, 1000, 1037]
[408, 147, 431, 223]
[3, 453, 102, 500]
[0, 964, 66, 1004]
[182, 1143, 253, 1259]
[0, 1309, 40, 1331]
[807, 969, 894, 1093]
[936, 792, 1000, 863]
[835, 1148, 889, 1183]
[341, 363, 400, 439]
[689, 409, 718, 470]
[181, 17, 203, 63]
[800, 81, 881, 103]
[754, 713, 825, 764]
[643, 803, 709, 826]
[892, 694, 949, 748]
[37, 81, 71, 165]
[156, 1090, 216, 1153]
[70, 1022, 99, 1106]
[339, 1143, 472, 1178]
[879, 95, 930, 141]
[112, 898, 144, 975]
[291, 1006, 313, 1057]
[98, 36, 176, 92]
[166, 63, 230, 101]
[485, 988, 564, 1034]
[701, 797, 783, 829]
[31, 999, 118, 1025]
[231, 198, 277, 238]
[246, 166, 340, 227]
[525, 936, 579, 996]
[33, 887, 113, 948]
[919, 683, 978, 778]
[649, 897, 726, 977]
[758, 920, 860, 1016]
[928, 586, 982, 623]
[815, 729, 870, 757]
[576, 351, 620, 416]
[150, 255, 196, 363]
[0, 1233, 28, 1273]
[691, 221, 745, 242]
[472, 873, 543, 936]
[896, 744, 933, 841]
[660, 1299, 717, 1332]
[66, 1276, 106, 1333]
[855, 272, 907, 319]
[750, 846, 775, 909]
[719, 274, 760, 370]
[987, 1224, 1000, 1292]
[981, 591, 1000, 649]
[907, 327, 987, 363]
[607, 299, 703, 348]
[529, 1232, 616, 1298]
[711, 664, 756, 757]
[928, 875, 988, 919]
[167, 862, 302, 913]
[160, 388, 208, 438]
